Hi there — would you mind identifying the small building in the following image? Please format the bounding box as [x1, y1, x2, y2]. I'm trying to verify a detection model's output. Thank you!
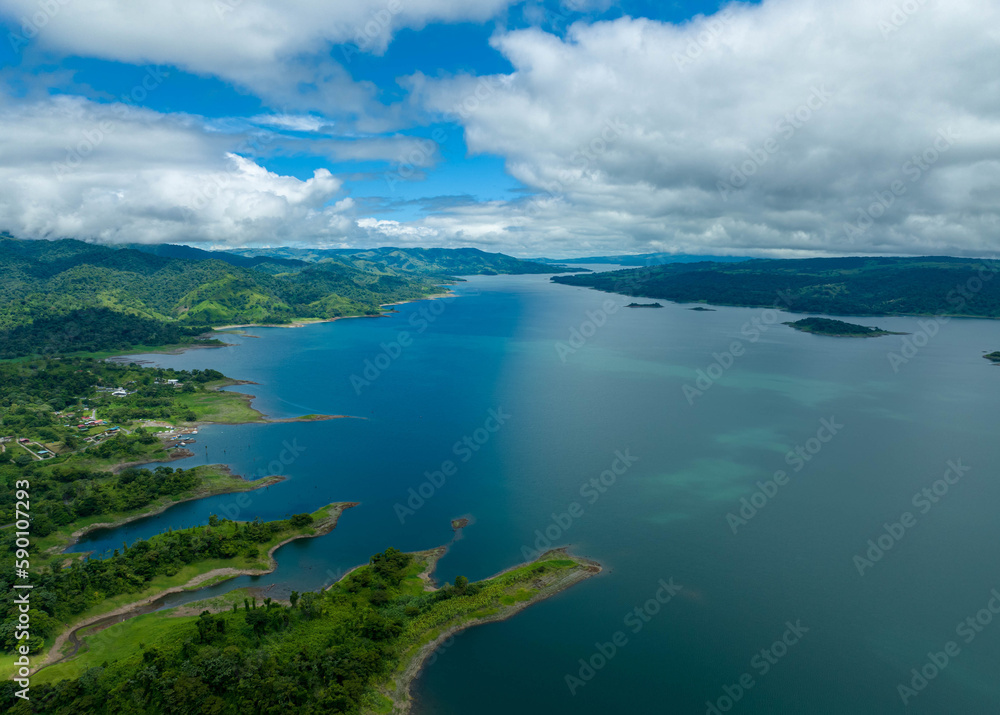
[112, 388, 128, 397]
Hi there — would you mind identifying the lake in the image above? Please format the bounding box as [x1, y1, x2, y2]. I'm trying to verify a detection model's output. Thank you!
[75, 268, 1000, 714]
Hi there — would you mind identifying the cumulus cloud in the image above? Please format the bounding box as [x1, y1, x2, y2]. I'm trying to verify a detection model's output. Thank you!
[0, 0, 517, 126]
[404, 0, 1000, 257]
[0, 95, 365, 245]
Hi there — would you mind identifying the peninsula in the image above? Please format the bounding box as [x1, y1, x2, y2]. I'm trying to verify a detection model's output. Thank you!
[18, 546, 600, 715]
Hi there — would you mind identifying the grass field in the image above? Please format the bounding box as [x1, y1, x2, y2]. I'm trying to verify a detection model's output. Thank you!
[175, 381, 264, 423]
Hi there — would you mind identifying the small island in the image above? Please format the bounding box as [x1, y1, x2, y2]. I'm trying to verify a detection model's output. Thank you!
[784, 317, 903, 337]
[626, 302, 663, 308]
[689, 306, 716, 312]
[983, 351, 1000, 363]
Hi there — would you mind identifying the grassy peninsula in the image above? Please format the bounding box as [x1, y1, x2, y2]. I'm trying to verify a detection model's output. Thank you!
[2, 547, 599, 714]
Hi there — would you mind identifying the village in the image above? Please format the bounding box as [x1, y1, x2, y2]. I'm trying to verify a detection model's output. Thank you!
[0, 377, 197, 463]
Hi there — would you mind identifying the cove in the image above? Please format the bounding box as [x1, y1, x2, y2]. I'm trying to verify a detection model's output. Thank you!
[73, 270, 1000, 714]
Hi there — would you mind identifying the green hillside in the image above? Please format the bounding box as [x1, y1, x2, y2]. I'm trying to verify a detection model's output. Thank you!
[552, 256, 1000, 318]
[0, 237, 442, 356]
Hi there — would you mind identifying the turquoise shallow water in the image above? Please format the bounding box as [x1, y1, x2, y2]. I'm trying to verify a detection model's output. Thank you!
[75, 270, 1000, 713]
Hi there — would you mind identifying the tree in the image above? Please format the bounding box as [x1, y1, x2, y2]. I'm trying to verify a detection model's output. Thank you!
[289, 591, 299, 609]
[454, 575, 469, 593]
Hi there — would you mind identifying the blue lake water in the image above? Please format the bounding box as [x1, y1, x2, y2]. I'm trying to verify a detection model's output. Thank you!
[75, 269, 1000, 713]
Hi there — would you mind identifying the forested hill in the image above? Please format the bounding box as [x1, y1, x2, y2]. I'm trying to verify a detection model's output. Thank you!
[226, 245, 581, 275]
[0, 237, 442, 355]
[552, 256, 1000, 318]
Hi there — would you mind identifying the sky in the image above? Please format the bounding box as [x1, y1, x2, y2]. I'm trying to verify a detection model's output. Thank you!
[0, 0, 997, 259]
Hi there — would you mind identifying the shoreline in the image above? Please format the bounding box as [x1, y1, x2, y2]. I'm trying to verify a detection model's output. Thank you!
[380, 548, 602, 714]
[194, 378, 363, 425]
[107, 447, 195, 474]
[97, 285, 460, 362]
[32, 502, 358, 676]
[210, 289, 457, 332]
[48, 468, 287, 557]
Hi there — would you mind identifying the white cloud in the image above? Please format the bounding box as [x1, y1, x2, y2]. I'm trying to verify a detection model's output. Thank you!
[0, 0, 518, 126]
[0, 95, 367, 245]
[403, 0, 1000, 257]
[251, 114, 331, 133]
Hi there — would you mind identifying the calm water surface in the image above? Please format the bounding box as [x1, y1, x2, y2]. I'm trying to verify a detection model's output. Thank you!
[75, 269, 1000, 714]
